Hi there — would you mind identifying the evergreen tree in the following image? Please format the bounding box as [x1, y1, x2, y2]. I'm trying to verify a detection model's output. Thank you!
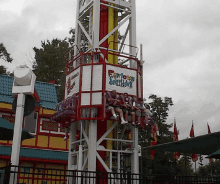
[0, 43, 13, 63]
[175, 153, 193, 175]
[32, 38, 70, 102]
[197, 159, 220, 176]
[140, 94, 175, 175]
[0, 43, 13, 75]
[0, 65, 7, 75]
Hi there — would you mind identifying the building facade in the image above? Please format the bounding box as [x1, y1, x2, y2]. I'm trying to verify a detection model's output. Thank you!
[0, 75, 68, 179]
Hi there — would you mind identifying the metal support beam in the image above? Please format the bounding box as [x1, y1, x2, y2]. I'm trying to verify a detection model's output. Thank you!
[99, 14, 131, 46]
[129, 0, 137, 69]
[88, 120, 97, 171]
[10, 94, 25, 184]
[92, 0, 100, 49]
[97, 121, 118, 146]
[131, 127, 139, 174]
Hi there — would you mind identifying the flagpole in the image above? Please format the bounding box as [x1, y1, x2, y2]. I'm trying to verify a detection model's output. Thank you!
[195, 161, 196, 173]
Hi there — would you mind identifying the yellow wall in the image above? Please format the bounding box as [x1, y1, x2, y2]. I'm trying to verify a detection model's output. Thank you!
[67, 138, 69, 150]
[42, 109, 55, 115]
[0, 103, 12, 109]
[0, 140, 8, 144]
[0, 159, 6, 167]
[49, 137, 66, 149]
[22, 137, 36, 146]
[37, 135, 48, 147]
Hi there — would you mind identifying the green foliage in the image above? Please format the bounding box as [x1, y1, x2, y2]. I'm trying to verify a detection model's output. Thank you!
[176, 153, 194, 175]
[140, 94, 193, 176]
[0, 43, 13, 76]
[197, 159, 220, 176]
[0, 65, 7, 75]
[33, 38, 69, 102]
[140, 94, 175, 175]
[0, 43, 13, 63]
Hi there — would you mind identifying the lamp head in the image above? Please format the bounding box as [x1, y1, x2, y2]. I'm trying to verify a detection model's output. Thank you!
[14, 65, 33, 86]
[12, 65, 36, 95]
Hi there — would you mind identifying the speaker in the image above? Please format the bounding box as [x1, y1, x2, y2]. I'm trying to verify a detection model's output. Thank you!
[12, 95, 36, 117]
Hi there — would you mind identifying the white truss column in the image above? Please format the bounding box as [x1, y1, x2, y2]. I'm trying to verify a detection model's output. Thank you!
[131, 127, 139, 175]
[68, 123, 77, 170]
[92, 0, 100, 50]
[74, 0, 81, 68]
[88, 120, 97, 171]
[129, 0, 137, 69]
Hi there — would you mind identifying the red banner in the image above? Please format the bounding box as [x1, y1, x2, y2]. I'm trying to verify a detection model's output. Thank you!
[190, 124, 194, 138]
[207, 124, 213, 163]
[192, 153, 198, 162]
[150, 126, 157, 160]
[190, 123, 198, 162]
[173, 122, 180, 159]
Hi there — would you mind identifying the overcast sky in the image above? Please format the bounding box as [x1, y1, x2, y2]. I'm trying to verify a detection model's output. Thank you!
[1, 0, 220, 146]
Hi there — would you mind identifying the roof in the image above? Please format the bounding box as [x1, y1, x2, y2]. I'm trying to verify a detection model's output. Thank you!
[147, 131, 220, 155]
[0, 75, 57, 110]
[0, 117, 34, 141]
[0, 145, 68, 161]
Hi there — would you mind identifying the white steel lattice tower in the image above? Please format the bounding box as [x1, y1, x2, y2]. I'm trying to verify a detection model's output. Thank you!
[53, 0, 144, 183]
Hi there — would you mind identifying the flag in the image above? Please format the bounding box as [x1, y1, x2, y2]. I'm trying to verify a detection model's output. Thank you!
[192, 153, 198, 162]
[190, 122, 198, 162]
[207, 123, 211, 134]
[150, 125, 157, 160]
[207, 123, 213, 163]
[173, 120, 180, 159]
[190, 123, 194, 138]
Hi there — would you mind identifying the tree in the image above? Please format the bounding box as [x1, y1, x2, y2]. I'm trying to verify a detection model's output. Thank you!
[140, 94, 194, 176]
[176, 153, 193, 175]
[140, 94, 175, 175]
[0, 65, 7, 75]
[0, 43, 13, 75]
[33, 38, 69, 102]
[0, 43, 13, 63]
[197, 159, 220, 176]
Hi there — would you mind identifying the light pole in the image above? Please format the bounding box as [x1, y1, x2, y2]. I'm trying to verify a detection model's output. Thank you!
[10, 65, 36, 184]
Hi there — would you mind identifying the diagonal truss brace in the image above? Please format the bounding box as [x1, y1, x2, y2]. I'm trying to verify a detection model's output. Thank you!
[97, 121, 118, 146]
[99, 14, 131, 46]
[78, 21, 92, 45]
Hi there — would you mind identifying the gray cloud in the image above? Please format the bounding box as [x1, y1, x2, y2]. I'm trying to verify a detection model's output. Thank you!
[1, 0, 220, 144]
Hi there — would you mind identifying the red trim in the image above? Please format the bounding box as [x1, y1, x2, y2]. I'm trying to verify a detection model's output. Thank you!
[0, 143, 68, 151]
[48, 133, 50, 148]
[0, 107, 13, 113]
[78, 65, 83, 119]
[136, 71, 139, 98]
[39, 114, 52, 118]
[106, 62, 138, 71]
[47, 80, 56, 84]
[0, 155, 67, 164]
[103, 63, 106, 118]
[34, 89, 40, 102]
[37, 132, 65, 138]
[42, 120, 59, 132]
[80, 90, 103, 93]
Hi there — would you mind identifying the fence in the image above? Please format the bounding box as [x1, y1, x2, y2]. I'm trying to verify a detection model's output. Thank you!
[1, 164, 220, 184]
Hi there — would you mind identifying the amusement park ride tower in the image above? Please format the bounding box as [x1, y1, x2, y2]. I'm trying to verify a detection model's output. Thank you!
[53, 0, 144, 177]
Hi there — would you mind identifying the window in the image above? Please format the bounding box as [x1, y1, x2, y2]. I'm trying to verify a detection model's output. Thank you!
[42, 121, 58, 132]
[60, 123, 66, 132]
[22, 166, 30, 173]
[24, 112, 38, 134]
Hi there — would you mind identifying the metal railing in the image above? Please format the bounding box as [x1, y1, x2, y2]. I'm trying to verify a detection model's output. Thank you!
[1, 164, 220, 184]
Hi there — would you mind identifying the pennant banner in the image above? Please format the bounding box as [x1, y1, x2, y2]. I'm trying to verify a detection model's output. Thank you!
[150, 126, 157, 160]
[207, 124, 213, 163]
[190, 123, 198, 162]
[192, 153, 198, 162]
[173, 121, 180, 160]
